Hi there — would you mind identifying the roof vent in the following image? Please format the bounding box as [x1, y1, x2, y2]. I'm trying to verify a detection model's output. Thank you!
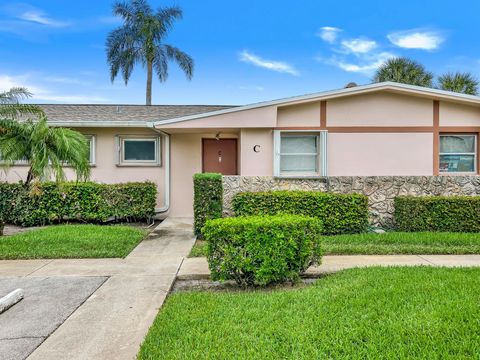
[345, 82, 358, 88]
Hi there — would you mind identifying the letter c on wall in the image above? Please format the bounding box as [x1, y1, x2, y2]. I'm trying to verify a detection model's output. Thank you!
[253, 145, 260, 153]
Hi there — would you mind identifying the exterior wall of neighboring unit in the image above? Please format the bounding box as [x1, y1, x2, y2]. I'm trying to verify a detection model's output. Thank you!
[0, 127, 167, 208]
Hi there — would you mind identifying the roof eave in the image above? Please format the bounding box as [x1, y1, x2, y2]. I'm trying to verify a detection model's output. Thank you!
[153, 82, 480, 127]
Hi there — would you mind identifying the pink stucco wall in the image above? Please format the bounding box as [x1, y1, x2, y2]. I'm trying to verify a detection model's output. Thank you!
[239, 129, 273, 175]
[277, 102, 320, 127]
[157, 106, 277, 129]
[327, 92, 433, 127]
[169, 132, 239, 216]
[328, 133, 433, 176]
[439, 102, 480, 126]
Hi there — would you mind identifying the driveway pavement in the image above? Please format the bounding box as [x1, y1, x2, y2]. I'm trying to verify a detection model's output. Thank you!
[0, 277, 106, 360]
[0, 217, 195, 360]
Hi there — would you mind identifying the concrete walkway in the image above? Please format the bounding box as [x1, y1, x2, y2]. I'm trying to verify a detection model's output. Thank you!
[178, 254, 480, 280]
[0, 218, 195, 360]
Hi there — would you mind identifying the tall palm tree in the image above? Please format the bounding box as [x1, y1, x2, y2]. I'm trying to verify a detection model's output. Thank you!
[0, 88, 90, 185]
[373, 57, 434, 87]
[437, 72, 478, 95]
[106, 0, 194, 105]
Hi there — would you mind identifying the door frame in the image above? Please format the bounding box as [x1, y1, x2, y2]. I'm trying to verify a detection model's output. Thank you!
[201, 138, 238, 175]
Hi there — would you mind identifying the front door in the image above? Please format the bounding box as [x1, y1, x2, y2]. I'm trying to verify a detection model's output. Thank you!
[202, 139, 237, 175]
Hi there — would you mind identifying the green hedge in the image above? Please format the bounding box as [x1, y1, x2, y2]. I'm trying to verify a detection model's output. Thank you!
[203, 214, 323, 287]
[193, 173, 223, 238]
[395, 195, 480, 232]
[232, 190, 368, 235]
[0, 181, 157, 227]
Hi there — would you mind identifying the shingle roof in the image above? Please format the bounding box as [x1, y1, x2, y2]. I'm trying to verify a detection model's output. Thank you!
[37, 104, 236, 127]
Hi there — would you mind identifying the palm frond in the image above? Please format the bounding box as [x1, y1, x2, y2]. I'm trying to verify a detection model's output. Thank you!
[0, 116, 90, 184]
[164, 44, 194, 80]
[373, 57, 433, 87]
[0, 87, 44, 119]
[0, 87, 32, 104]
[438, 72, 478, 95]
[105, 1, 194, 104]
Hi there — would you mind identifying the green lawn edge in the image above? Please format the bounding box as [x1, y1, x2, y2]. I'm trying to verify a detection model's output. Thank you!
[138, 266, 480, 359]
[0, 224, 146, 259]
[189, 232, 480, 257]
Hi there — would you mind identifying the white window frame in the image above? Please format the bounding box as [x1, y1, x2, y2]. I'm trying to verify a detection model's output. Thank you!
[439, 134, 477, 174]
[117, 136, 161, 166]
[85, 135, 96, 166]
[273, 130, 327, 177]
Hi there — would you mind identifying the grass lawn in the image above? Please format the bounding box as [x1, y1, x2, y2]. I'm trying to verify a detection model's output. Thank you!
[139, 267, 480, 359]
[189, 232, 480, 257]
[0, 224, 146, 259]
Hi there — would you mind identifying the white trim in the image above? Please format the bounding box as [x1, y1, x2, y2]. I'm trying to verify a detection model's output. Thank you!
[320, 131, 328, 176]
[117, 136, 161, 166]
[273, 130, 281, 176]
[153, 82, 480, 126]
[84, 135, 96, 165]
[439, 133, 477, 174]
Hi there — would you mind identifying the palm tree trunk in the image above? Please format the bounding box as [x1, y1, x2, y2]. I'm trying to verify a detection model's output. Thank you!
[25, 167, 34, 187]
[146, 60, 153, 106]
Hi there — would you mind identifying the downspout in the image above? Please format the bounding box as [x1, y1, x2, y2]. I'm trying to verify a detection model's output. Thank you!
[149, 124, 170, 214]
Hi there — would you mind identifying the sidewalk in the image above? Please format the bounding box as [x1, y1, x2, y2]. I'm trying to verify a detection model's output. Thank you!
[0, 218, 195, 360]
[178, 254, 480, 280]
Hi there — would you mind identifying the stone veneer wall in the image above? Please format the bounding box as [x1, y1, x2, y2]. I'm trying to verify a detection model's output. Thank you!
[223, 176, 480, 228]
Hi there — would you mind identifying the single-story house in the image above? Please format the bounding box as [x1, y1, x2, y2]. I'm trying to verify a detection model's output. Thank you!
[2, 81, 480, 217]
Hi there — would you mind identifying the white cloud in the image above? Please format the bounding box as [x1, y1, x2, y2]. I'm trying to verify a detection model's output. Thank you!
[239, 51, 300, 76]
[341, 39, 377, 54]
[317, 26, 342, 43]
[318, 52, 396, 74]
[0, 74, 107, 103]
[18, 10, 71, 27]
[43, 76, 91, 86]
[387, 30, 444, 50]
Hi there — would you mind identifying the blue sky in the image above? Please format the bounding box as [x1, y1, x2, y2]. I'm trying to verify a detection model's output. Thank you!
[1, 0, 479, 105]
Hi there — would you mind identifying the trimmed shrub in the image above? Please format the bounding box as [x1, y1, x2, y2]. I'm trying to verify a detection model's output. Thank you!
[232, 190, 368, 235]
[395, 195, 480, 232]
[193, 173, 223, 237]
[203, 215, 323, 286]
[0, 181, 157, 226]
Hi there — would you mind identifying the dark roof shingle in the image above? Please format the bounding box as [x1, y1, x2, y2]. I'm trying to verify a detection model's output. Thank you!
[37, 104, 236, 125]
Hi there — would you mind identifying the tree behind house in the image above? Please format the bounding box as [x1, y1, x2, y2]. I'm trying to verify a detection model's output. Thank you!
[373, 57, 434, 87]
[437, 72, 478, 95]
[106, 0, 194, 105]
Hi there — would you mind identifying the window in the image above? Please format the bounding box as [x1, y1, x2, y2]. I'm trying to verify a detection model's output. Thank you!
[85, 135, 95, 165]
[439, 134, 477, 173]
[118, 136, 160, 165]
[274, 131, 327, 176]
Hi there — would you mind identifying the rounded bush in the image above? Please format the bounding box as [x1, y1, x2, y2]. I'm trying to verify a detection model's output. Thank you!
[203, 214, 323, 287]
[232, 190, 368, 235]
